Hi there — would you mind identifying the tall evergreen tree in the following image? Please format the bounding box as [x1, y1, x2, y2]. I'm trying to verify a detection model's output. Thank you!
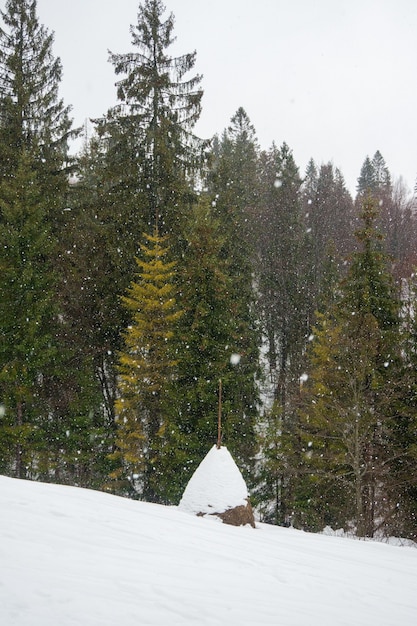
[110, 231, 182, 502]
[392, 275, 417, 538]
[63, 136, 126, 436]
[371, 150, 391, 190]
[71, 1, 206, 450]
[96, 0, 205, 236]
[209, 107, 259, 255]
[204, 109, 261, 488]
[207, 108, 260, 377]
[0, 151, 56, 477]
[254, 142, 308, 523]
[0, 0, 91, 483]
[208, 106, 259, 290]
[0, 0, 76, 194]
[296, 197, 402, 536]
[355, 151, 417, 277]
[171, 201, 259, 501]
[256, 142, 305, 377]
[357, 156, 376, 196]
[302, 158, 318, 207]
[303, 161, 356, 311]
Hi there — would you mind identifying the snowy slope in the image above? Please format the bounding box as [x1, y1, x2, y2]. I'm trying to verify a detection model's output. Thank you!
[1, 475, 417, 626]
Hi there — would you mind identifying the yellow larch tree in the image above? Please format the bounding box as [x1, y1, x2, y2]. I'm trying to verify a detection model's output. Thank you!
[110, 230, 182, 501]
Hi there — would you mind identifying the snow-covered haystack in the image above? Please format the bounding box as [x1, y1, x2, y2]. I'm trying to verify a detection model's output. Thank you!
[179, 445, 255, 528]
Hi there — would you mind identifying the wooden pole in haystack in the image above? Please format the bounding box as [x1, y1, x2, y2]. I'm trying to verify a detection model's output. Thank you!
[217, 379, 222, 449]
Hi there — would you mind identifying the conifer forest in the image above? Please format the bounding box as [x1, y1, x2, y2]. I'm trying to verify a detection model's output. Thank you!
[1, 0, 417, 539]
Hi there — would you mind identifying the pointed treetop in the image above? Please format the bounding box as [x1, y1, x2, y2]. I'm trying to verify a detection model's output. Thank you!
[227, 107, 257, 144]
[357, 151, 391, 196]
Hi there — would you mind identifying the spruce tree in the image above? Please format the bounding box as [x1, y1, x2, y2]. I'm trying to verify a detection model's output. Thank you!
[0, 154, 102, 485]
[0, 151, 57, 477]
[96, 0, 205, 235]
[204, 109, 261, 487]
[209, 107, 259, 257]
[171, 201, 259, 501]
[383, 273, 417, 538]
[207, 108, 260, 375]
[355, 151, 416, 275]
[304, 162, 356, 310]
[75, 1, 206, 454]
[357, 156, 376, 196]
[0, 0, 103, 484]
[256, 142, 305, 377]
[0, 1, 86, 482]
[63, 136, 125, 435]
[297, 197, 402, 536]
[254, 142, 308, 524]
[0, 0, 76, 194]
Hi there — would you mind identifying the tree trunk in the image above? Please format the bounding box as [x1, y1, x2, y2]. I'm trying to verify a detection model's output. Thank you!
[15, 400, 23, 479]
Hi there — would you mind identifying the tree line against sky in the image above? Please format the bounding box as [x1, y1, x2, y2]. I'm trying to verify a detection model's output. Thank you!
[1, 0, 416, 539]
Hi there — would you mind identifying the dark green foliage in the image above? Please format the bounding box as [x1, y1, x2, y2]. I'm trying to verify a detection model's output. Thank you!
[96, 0, 205, 237]
[70, 1, 208, 448]
[0, 151, 57, 476]
[345, 198, 399, 332]
[203, 109, 261, 486]
[357, 156, 376, 196]
[64, 137, 135, 429]
[207, 107, 260, 325]
[296, 197, 403, 537]
[256, 142, 306, 375]
[0, 149, 108, 484]
[357, 151, 391, 197]
[209, 107, 259, 255]
[385, 276, 417, 539]
[303, 161, 356, 311]
[253, 142, 308, 523]
[0, 1, 104, 485]
[0, 0, 77, 194]
[355, 151, 417, 278]
[169, 201, 260, 502]
[0, 1, 416, 542]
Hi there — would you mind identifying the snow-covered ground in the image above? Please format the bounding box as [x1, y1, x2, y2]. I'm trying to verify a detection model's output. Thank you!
[1, 474, 417, 626]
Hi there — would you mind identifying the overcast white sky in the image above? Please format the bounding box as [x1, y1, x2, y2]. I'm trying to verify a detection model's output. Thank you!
[36, 0, 417, 195]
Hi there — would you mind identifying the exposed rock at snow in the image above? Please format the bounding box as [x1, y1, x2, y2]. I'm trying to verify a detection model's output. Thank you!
[178, 445, 255, 528]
